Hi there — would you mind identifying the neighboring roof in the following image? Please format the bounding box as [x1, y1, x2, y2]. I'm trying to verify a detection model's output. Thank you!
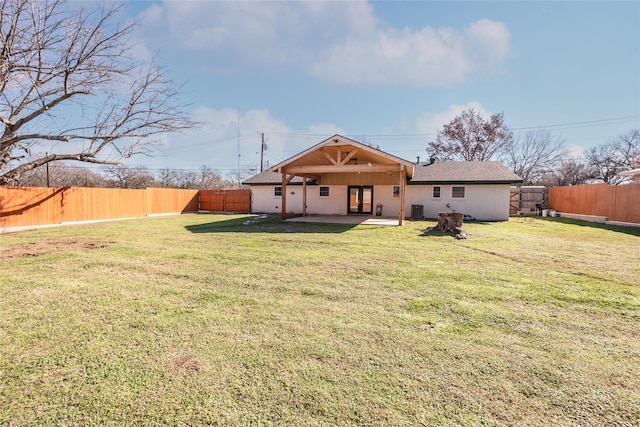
[618, 167, 640, 177]
[242, 171, 306, 185]
[410, 161, 523, 184]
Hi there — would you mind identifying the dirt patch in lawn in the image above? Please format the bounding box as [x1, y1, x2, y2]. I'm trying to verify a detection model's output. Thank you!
[0, 239, 114, 260]
[169, 355, 203, 375]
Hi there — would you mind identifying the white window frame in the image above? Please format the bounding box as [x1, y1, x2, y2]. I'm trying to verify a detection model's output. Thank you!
[451, 186, 466, 199]
[274, 186, 282, 197]
[393, 186, 400, 198]
[319, 186, 330, 197]
[432, 186, 441, 199]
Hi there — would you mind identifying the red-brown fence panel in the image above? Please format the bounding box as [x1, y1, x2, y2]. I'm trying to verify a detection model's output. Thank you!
[199, 189, 250, 212]
[549, 183, 640, 224]
[60, 187, 148, 222]
[0, 186, 63, 228]
[224, 190, 251, 212]
[1, 186, 251, 230]
[146, 188, 199, 214]
[199, 190, 225, 211]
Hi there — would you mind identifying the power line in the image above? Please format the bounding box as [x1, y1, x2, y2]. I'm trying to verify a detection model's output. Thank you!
[511, 115, 639, 131]
[262, 115, 639, 140]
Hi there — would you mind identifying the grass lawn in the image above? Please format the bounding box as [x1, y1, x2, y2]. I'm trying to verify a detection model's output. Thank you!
[1, 214, 639, 426]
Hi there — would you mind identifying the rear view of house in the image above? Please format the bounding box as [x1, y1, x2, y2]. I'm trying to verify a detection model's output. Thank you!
[243, 135, 523, 223]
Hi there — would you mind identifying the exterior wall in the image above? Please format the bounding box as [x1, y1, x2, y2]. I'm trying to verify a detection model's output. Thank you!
[249, 186, 298, 214]
[249, 185, 347, 215]
[372, 185, 402, 216]
[405, 184, 512, 221]
[304, 185, 343, 215]
[250, 184, 401, 216]
[249, 183, 512, 221]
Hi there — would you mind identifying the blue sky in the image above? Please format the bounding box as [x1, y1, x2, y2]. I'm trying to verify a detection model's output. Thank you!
[113, 1, 639, 178]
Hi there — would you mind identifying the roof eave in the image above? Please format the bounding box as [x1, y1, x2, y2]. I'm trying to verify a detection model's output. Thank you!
[408, 180, 523, 185]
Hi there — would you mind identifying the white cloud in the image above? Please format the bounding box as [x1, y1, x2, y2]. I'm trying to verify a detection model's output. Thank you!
[133, 1, 510, 87]
[312, 20, 509, 87]
[135, 1, 375, 68]
[463, 19, 511, 74]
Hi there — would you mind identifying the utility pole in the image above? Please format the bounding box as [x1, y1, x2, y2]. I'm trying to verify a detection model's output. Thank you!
[260, 132, 266, 172]
[45, 153, 50, 187]
[237, 108, 241, 188]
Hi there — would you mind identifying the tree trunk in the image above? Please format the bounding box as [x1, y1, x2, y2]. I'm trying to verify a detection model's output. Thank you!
[436, 212, 466, 238]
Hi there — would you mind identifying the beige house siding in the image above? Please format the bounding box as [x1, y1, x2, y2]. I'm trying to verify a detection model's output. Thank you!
[405, 184, 512, 221]
[250, 183, 511, 221]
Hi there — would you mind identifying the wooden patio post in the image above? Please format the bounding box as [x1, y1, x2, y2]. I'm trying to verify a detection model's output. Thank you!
[281, 173, 287, 220]
[398, 167, 406, 225]
[302, 177, 307, 217]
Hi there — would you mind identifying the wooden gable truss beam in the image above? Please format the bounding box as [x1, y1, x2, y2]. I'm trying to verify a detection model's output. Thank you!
[319, 147, 360, 166]
[321, 149, 339, 165]
[340, 149, 359, 165]
[283, 164, 398, 174]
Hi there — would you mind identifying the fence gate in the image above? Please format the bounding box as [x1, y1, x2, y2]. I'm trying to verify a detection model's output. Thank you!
[510, 186, 547, 215]
[199, 189, 251, 212]
[509, 187, 520, 216]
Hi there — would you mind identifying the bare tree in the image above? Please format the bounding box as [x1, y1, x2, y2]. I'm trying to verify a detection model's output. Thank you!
[427, 109, 512, 161]
[538, 159, 593, 187]
[16, 163, 106, 187]
[156, 168, 180, 188]
[611, 129, 640, 168]
[103, 164, 154, 189]
[171, 166, 230, 189]
[502, 130, 566, 185]
[585, 130, 639, 185]
[0, 0, 195, 185]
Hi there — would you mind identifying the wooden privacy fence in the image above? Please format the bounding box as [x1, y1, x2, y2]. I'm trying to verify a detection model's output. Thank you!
[549, 183, 640, 224]
[199, 189, 251, 212]
[0, 187, 251, 230]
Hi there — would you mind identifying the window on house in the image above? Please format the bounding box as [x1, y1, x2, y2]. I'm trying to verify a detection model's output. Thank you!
[433, 186, 441, 198]
[393, 186, 400, 197]
[452, 186, 466, 198]
[319, 186, 330, 197]
[274, 186, 282, 197]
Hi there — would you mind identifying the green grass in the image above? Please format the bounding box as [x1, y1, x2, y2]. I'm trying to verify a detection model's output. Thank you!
[1, 214, 639, 426]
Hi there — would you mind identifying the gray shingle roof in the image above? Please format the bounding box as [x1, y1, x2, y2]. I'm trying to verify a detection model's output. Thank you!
[243, 160, 523, 185]
[410, 161, 523, 184]
[242, 171, 306, 185]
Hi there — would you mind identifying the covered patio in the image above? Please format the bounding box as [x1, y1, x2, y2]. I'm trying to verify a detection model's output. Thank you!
[272, 135, 415, 226]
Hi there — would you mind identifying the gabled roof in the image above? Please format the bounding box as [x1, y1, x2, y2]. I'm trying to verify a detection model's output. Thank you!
[241, 135, 523, 185]
[270, 134, 416, 178]
[410, 161, 523, 184]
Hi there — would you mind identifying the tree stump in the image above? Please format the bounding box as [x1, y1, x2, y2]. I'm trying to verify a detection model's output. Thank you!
[436, 212, 466, 239]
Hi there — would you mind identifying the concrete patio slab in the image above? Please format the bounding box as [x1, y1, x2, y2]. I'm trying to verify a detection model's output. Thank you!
[285, 215, 402, 226]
